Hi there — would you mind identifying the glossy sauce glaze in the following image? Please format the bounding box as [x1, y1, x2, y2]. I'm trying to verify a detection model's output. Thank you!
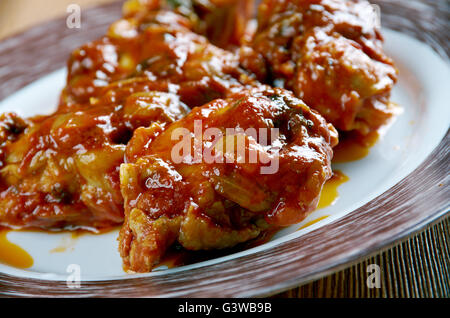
[155, 176, 350, 270]
[0, 4, 256, 232]
[332, 131, 380, 163]
[0, 229, 33, 269]
[150, 169, 349, 271]
[244, 0, 398, 136]
[119, 87, 338, 272]
[317, 170, 349, 209]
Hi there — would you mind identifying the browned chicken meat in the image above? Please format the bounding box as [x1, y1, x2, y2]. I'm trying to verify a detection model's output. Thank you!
[122, 0, 256, 48]
[0, 92, 189, 230]
[60, 0, 256, 111]
[242, 0, 398, 136]
[119, 87, 338, 272]
[0, 2, 257, 230]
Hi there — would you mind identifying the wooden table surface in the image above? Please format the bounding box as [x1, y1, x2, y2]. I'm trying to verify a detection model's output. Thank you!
[0, 0, 448, 298]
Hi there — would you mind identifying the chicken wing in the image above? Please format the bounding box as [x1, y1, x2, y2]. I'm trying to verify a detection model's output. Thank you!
[119, 87, 338, 272]
[0, 4, 260, 230]
[60, 1, 256, 110]
[242, 0, 398, 135]
[0, 91, 189, 230]
[122, 0, 256, 48]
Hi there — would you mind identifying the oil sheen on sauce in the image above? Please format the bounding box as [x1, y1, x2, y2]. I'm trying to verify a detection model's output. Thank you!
[50, 232, 81, 253]
[317, 170, 349, 209]
[298, 215, 330, 230]
[297, 170, 349, 231]
[0, 229, 34, 269]
[332, 131, 379, 163]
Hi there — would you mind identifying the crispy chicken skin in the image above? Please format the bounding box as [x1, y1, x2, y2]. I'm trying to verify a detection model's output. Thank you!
[0, 92, 189, 230]
[119, 87, 338, 272]
[242, 0, 398, 135]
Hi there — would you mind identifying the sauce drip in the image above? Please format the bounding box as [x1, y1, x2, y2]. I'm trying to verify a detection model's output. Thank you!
[333, 131, 379, 163]
[296, 170, 349, 230]
[0, 229, 34, 269]
[298, 215, 330, 230]
[317, 170, 349, 209]
[50, 232, 81, 253]
[48, 226, 120, 253]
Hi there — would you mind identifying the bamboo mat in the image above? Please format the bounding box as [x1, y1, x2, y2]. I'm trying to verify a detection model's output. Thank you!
[274, 217, 450, 298]
[0, 0, 449, 299]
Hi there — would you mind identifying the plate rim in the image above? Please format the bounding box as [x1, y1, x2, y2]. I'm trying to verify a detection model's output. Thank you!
[0, 1, 448, 297]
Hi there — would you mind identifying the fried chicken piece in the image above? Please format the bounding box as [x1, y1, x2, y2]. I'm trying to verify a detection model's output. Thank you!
[122, 0, 256, 48]
[290, 27, 397, 133]
[0, 2, 261, 230]
[60, 3, 256, 110]
[119, 87, 338, 272]
[59, 9, 191, 109]
[0, 92, 189, 230]
[242, 0, 398, 135]
[190, 0, 256, 48]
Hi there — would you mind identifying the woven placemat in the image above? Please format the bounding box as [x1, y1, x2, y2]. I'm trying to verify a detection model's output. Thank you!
[276, 217, 449, 298]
